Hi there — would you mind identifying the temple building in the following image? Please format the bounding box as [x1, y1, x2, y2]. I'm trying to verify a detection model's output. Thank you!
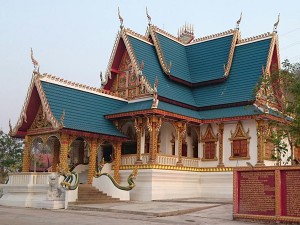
[10, 14, 289, 201]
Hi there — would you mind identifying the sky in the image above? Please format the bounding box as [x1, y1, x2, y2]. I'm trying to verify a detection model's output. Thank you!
[0, 0, 300, 133]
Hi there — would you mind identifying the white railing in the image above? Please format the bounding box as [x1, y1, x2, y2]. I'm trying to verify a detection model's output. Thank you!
[121, 154, 150, 165]
[7, 172, 53, 185]
[157, 154, 177, 165]
[182, 157, 201, 167]
[121, 154, 136, 165]
[120, 153, 200, 167]
[141, 154, 150, 164]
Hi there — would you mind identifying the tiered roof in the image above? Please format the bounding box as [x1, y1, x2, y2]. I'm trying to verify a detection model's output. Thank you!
[12, 19, 282, 138]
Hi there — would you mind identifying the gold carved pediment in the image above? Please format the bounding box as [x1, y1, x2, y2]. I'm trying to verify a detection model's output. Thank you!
[29, 105, 52, 130]
[201, 124, 218, 142]
[230, 121, 250, 141]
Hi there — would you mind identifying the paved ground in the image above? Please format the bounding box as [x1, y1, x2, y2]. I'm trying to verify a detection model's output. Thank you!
[0, 201, 263, 225]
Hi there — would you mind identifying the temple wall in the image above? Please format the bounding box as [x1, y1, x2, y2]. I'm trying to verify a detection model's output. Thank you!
[223, 119, 258, 167]
[119, 169, 232, 201]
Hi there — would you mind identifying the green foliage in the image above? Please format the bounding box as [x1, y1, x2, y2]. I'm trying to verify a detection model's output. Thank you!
[0, 132, 23, 183]
[265, 60, 300, 164]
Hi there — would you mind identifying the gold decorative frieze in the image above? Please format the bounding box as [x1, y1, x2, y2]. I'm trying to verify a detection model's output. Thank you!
[119, 164, 233, 172]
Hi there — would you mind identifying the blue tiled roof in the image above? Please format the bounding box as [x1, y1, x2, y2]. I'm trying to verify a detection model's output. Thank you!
[110, 100, 153, 114]
[198, 105, 263, 120]
[186, 35, 233, 83]
[156, 33, 192, 82]
[128, 35, 198, 107]
[106, 99, 264, 121]
[41, 81, 127, 137]
[155, 32, 233, 83]
[192, 38, 272, 107]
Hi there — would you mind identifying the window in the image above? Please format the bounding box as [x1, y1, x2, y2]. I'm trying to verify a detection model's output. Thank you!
[229, 122, 251, 160]
[232, 140, 248, 157]
[204, 141, 216, 159]
[201, 124, 218, 161]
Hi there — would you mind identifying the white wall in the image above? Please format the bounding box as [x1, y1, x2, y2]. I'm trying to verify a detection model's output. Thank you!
[119, 169, 233, 201]
[159, 122, 175, 155]
[223, 119, 258, 167]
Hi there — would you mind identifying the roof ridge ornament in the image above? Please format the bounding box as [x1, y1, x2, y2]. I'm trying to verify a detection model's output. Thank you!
[235, 12, 242, 30]
[100, 71, 103, 87]
[146, 7, 151, 25]
[118, 7, 124, 28]
[151, 76, 159, 109]
[273, 13, 280, 33]
[178, 23, 194, 44]
[31, 48, 39, 74]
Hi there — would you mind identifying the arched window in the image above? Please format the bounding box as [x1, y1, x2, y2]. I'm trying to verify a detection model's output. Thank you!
[201, 124, 218, 160]
[229, 122, 251, 159]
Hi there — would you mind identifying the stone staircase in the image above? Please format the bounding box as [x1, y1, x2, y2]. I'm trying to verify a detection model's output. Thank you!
[71, 184, 120, 205]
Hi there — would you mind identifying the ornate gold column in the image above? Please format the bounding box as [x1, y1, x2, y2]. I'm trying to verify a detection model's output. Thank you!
[87, 138, 98, 184]
[146, 116, 162, 164]
[113, 141, 122, 183]
[256, 120, 266, 166]
[59, 133, 69, 171]
[218, 123, 225, 167]
[174, 121, 186, 166]
[134, 118, 144, 164]
[52, 139, 60, 172]
[22, 135, 31, 172]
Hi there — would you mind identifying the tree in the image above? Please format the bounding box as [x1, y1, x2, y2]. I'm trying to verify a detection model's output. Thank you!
[0, 131, 23, 183]
[262, 60, 300, 165]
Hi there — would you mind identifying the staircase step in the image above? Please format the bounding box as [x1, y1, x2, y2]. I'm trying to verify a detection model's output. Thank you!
[75, 184, 120, 204]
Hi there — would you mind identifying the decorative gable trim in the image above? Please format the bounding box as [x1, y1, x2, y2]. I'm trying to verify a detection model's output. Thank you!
[103, 30, 121, 86]
[148, 25, 171, 76]
[190, 29, 235, 45]
[40, 74, 127, 102]
[236, 32, 272, 46]
[11, 73, 61, 136]
[265, 33, 280, 73]
[224, 30, 239, 77]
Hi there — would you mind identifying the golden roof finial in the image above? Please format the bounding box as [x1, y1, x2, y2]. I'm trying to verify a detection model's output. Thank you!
[118, 7, 124, 28]
[236, 12, 242, 30]
[31, 48, 39, 73]
[100, 71, 103, 86]
[146, 7, 152, 25]
[273, 13, 280, 33]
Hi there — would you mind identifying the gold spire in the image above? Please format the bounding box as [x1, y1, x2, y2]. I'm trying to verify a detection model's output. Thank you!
[273, 13, 280, 33]
[118, 7, 124, 28]
[31, 48, 39, 73]
[146, 7, 152, 25]
[236, 12, 242, 30]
